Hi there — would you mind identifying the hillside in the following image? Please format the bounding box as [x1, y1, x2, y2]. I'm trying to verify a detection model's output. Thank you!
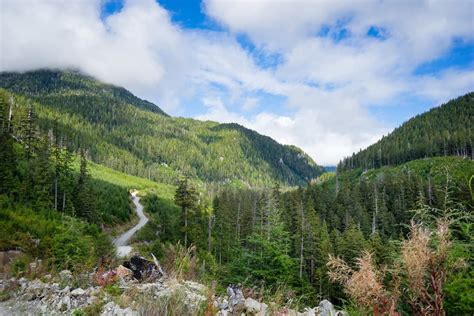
[338, 92, 473, 171]
[0, 70, 323, 186]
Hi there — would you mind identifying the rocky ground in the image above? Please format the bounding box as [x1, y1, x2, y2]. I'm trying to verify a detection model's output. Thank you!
[0, 256, 346, 315]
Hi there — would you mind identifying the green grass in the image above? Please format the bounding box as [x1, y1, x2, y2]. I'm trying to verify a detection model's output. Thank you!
[72, 158, 176, 200]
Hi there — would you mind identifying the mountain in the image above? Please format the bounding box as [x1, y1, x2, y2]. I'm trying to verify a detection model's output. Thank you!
[338, 92, 473, 171]
[0, 69, 323, 186]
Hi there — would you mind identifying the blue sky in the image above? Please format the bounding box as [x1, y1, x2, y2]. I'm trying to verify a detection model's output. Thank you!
[2, 0, 473, 165]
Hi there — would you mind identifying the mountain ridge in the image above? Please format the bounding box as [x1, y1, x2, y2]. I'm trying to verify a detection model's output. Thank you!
[338, 92, 473, 171]
[0, 69, 323, 186]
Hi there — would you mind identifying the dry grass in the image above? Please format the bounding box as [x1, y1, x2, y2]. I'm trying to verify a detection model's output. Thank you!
[328, 251, 399, 315]
[161, 243, 199, 281]
[402, 220, 451, 316]
[327, 220, 452, 316]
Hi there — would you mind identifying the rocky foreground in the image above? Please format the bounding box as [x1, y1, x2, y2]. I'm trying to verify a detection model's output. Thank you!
[0, 256, 345, 315]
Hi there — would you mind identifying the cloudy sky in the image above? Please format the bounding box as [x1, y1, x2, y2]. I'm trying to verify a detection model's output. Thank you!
[1, 0, 473, 165]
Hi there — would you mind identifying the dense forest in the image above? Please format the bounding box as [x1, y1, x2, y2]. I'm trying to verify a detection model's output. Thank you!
[0, 89, 132, 271]
[338, 93, 473, 171]
[135, 155, 473, 314]
[0, 70, 323, 186]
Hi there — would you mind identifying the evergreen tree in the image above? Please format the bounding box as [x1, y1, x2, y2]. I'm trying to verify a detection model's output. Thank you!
[73, 149, 96, 220]
[174, 176, 198, 248]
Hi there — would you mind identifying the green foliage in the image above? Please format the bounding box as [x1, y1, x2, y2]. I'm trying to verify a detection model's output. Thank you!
[0, 70, 323, 186]
[227, 233, 297, 286]
[444, 268, 474, 314]
[0, 206, 113, 271]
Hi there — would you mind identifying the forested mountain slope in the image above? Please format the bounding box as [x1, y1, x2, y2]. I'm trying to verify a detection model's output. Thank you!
[338, 92, 473, 171]
[0, 70, 323, 186]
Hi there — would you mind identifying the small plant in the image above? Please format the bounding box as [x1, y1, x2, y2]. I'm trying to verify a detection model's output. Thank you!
[328, 251, 399, 315]
[401, 221, 451, 316]
[11, 255, 30, 278]
[161, 243, 199, 281]
[104, 284, 122, 297]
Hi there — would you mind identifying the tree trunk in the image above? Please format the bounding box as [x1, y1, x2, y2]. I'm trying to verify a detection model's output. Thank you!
[184, 207, 188, 248]
[208, 214, 213, 252]
[236, 198, 241, 242]
[299, 205, 305, 278]
[372, 184, 378, 235]
[251, 196, 257, 233]
[54, 177, 58, 211]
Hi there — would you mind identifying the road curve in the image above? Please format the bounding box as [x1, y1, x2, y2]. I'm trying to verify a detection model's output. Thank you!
[114, 191, 148, 257]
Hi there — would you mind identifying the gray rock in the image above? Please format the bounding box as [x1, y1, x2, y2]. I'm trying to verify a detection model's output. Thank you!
[216, 297, 229, 310]
[227, 285, 245, 310]
[59, 270, 72, 282]
[318, 299, 336, 316]
[101, 301, 139, 316]
[184, 281, 206, 293]
[71, 288, 86, 296]
[244, 297, 267, 314]
[58, 295, 71, 312]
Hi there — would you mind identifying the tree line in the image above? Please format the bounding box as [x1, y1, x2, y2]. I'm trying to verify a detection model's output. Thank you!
[338, 92, 473, 172]
[137, 157, 473, 313]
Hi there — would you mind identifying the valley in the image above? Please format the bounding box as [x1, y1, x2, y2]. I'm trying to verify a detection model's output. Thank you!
[0, 72, 472, 315]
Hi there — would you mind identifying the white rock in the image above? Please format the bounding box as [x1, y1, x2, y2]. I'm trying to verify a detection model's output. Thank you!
[302, 307, 316, 316]
[184, 281, 206, 293]
[70, 288, 86, 296]
[244, 298, 262, 313]
[101, 301, 139, 316]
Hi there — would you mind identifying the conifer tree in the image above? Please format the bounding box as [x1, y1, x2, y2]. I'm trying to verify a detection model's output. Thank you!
[174, 176, 198, 248]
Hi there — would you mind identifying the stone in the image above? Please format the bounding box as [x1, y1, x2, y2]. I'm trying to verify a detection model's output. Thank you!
[227, 285, 245, 310]
[216, 297, 229, 310]
[122, 255, 162, 281]
[61, 285, 70, 293]
[59, 270, 72, 282]
[24, 279, 45, 300]
[58, 295, 71, 312]
[302, 307, 316, 316]
[318, 299, 336, 316]
[244, 298, 263, 313]
[116, 265, 133, 279]
[71, 288, 86, 296]
[101, 301, 139, 316]
[184, 280, 206, 293]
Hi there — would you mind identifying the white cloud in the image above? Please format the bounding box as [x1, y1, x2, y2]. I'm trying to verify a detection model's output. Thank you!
[1, 0, 473, 165]
[242, 97, 259, 111]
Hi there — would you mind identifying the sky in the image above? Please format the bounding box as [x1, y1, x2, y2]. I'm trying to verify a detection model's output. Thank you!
[1, 0, 473, 165]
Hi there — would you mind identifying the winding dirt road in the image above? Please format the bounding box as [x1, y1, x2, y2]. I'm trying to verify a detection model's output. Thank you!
[114, 191, 148, 257]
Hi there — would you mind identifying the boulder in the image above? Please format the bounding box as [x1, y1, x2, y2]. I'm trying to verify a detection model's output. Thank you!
[318, 299, 336, 316]
[122, 255, 163, 281]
